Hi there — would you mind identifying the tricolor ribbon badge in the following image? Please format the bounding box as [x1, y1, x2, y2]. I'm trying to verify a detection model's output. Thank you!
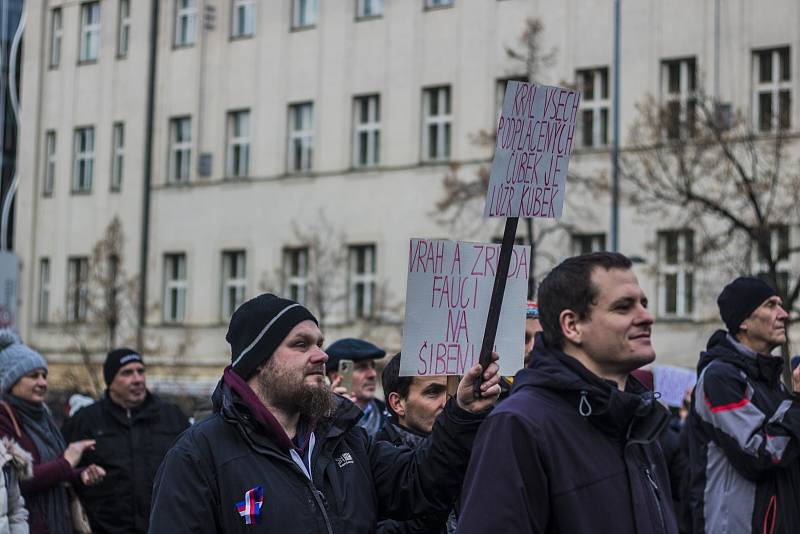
[236, 485, 264, 525]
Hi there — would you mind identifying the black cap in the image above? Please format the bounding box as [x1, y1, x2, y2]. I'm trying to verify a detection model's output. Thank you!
[104, 348, 144, 386]
[325, 338, 385, 373]
[717, 277, 778, 334]
[227, 294, 318, 380]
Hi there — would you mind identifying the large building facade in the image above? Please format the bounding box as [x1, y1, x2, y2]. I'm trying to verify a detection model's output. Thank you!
[15, 0, 800, 393]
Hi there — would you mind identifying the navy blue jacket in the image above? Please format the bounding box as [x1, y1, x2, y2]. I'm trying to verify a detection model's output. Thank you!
[149, 369, 485, 533]
[686, 330, 800, 533]
[457, 336, 678, 534]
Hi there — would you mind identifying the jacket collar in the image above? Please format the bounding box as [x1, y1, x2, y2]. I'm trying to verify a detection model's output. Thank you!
[513, 334, 669, 442]
[698, 329, 784, 386]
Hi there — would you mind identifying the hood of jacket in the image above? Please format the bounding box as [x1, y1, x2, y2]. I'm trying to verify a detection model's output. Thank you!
[698, 329, 784, 387]
[513, 334, 669, 443]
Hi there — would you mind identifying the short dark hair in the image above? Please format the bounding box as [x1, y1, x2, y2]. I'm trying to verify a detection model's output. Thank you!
[381, 353, 412, 418]
[537, 252, 633, 349]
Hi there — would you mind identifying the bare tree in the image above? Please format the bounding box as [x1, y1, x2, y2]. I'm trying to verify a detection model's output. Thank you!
[437, 18, 591, 297]
[620, 90, 800, 383]
[62, 217, 139, 395]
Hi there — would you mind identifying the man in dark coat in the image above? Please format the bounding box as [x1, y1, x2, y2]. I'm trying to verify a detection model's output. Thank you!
[62, 348, 189, 534]
[686, 277, 800, 533]
[376, 353, 452, 534]
[148, 294, 501, 533]
[458, 252, 678, 534]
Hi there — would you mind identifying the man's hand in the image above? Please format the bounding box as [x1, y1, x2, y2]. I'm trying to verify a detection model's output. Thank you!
[80, 464, 107, 486]
[330, 375, 357, 404]
[63, 439, 96, 467]
[456, 351, 501, 413]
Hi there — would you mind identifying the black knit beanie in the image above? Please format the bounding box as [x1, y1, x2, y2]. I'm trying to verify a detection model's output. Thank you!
[717, 277, 778, 334]
[104, 348, 144, 386]
[227, 294, 318, 379]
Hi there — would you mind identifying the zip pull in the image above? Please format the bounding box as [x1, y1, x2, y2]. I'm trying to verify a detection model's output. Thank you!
[644, 468, 660, 498]
[578, 390, 592, 417]
[315, 489, 328, 510]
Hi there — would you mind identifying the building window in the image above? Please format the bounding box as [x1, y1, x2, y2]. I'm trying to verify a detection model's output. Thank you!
[226, 110, 250, 178]
[221, 251, 246, 320]
[754, 225, 791, 295]
[110, 123, 124, 191]
[282, 247, 309, 305]
[288, 103, 313, 172]
[292, 0, 318, 29]
[43, 131, 56, 196]
[66, 257, 89, 322]
[572, 233, 606, 255]
[163, 253, 187, 323]
[231, 0, 255, 37]
[50, 8, 63, 67]
[576, 67, 609, 148]
[353, 95, 380, 167]
[496, 76, 527, 120]
[79, 2, 101, 62]
[661, 58, 697, 140]
[357, 0, 383, 18]
[349, 244, 376, 319]
[72, 127, 94, 193]
[422, 86, 452, 161]
[38, 259, 50, 324]
[753, 47, 791, 132]
[425, 0, 454, 8]
[175, 0, 197, 46]
[117, 0, 131, 57]
[657, 229, 694, 317]
[168, 117, 192, 183]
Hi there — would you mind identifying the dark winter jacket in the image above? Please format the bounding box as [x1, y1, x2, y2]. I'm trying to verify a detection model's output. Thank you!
[61, 391, 188, 534]
[457, 336, 678, 534]
[686, 330, 800, 534]
[148, 367, 485, 533]
[375, 420, 454, 534]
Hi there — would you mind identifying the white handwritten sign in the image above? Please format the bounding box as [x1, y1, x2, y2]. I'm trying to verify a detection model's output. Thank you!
[653, 365, 696, 408]
[400, 239, 528, 377]
[484, 81, 581, 219]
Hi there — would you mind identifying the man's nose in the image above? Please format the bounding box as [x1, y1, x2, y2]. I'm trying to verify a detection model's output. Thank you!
[311, 348, 329, 364]
[777, 306, 789, 320]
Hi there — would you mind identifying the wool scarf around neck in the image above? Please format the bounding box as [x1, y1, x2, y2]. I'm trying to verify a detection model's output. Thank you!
[6, 394, 72, 534]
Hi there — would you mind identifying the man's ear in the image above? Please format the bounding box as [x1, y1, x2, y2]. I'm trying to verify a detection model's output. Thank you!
[560, 309, 582, 346]
[387, 392, 406, 418]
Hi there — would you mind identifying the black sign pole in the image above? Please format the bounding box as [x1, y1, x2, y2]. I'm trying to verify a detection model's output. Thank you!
[474, 217, 519, 393]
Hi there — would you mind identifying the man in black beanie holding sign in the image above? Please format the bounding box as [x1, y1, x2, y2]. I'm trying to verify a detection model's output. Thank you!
[62, 348, 189, 534]
[686, 276, 800, 533]
[149, 293, 501, 533]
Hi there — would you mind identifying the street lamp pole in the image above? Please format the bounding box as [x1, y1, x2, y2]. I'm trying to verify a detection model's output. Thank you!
[611, 0, 621, 252]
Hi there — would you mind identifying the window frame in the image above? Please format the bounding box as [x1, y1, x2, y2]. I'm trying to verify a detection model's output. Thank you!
[576, 67, 610, 148]
[49, 7, 63, 68]
[356, 0, 384, 19]
[79, 2, 101, 63]
[43, 130, 56, 196]
[66, 257, 89, 323]
[752, 47, 791, 132]
[72, 126, 95, 193]
[657, 229, 695, 319]
[348, 244, 376, 320]
[174, 0, 197, 47]
[117, 0, 131, 58]
[282, 247, 309, 305]
[110, 122, 125, 192]
[291, 0, 318, 29]
[288, 102, 314, 173]
[226, 110, 251, 178]
[163, 253, 187, 324]
[38, 258, 50, 324]
[231, 0, 255, 38]
[571, 233, 606, 255]
[168, 116, 192, 184]
[221, 250, 247, 320]
[421, 86, 452, 162]
[353, 94, 381, 168]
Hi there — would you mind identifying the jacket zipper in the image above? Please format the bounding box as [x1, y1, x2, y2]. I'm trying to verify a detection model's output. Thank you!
[644, 467, 666, 534]
[308, 482, 334, 534]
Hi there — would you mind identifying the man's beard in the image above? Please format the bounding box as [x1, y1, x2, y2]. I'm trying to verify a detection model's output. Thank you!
[257, 359, 334, 421]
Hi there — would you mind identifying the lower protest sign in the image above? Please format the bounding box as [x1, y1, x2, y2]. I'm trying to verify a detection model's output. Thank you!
[400, 239, 528, 377]
[653, 364, 696, 408]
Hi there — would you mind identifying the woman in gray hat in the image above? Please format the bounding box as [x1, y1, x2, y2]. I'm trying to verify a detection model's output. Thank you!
[0, 330, 105, 534]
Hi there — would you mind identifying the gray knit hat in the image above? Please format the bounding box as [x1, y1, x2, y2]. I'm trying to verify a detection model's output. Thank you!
[0, 330, 48, 393]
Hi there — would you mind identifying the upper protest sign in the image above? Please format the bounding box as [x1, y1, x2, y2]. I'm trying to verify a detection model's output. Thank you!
[484, 81, 581, 219]
[400, 239, 528, 377]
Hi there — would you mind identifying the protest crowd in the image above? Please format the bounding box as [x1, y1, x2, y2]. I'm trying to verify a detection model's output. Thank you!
[0, 249, 797, 534]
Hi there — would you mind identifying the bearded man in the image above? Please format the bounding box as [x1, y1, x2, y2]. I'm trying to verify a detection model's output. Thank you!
[149, 294, 501, 533]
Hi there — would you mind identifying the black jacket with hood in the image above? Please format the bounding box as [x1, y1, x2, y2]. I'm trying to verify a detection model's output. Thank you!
[686, 330, 800, 534]
[457, 335, 678, 534]
[148, 367, 485, 533]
